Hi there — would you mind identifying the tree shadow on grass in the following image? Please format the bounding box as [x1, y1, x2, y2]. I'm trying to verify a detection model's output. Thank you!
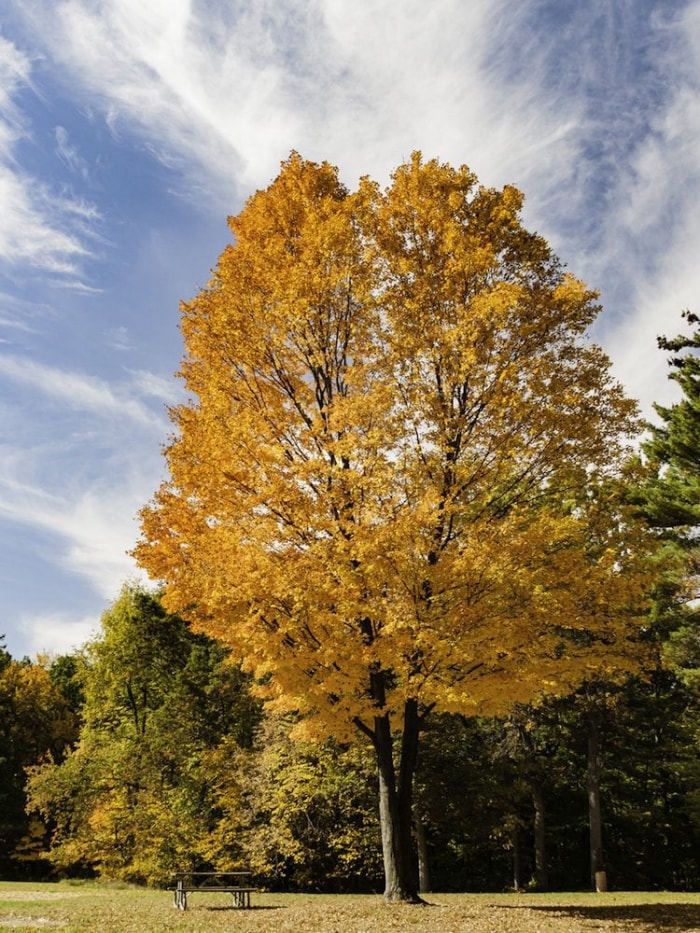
[516, 902, 700, 931]
[202, 905, 284, 912]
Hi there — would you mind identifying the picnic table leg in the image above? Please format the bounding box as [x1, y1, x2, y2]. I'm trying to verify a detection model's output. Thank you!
[230, 889, 251, 909]
[174, 881, 187, 910]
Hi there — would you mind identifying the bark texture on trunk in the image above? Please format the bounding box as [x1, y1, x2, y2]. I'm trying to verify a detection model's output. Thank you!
[415, 811, 431, 894]
[587, 707, 607, 891]
[357, 683, 423, 902]
[511, 822, 522, 892]
[532, 782, 548, 891]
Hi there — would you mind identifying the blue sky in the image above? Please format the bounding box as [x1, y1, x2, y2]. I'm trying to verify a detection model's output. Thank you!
[1, 0, 699, 659]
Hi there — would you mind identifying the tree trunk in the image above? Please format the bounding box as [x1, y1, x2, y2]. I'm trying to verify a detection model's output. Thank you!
[532, 782, 548, 891]
[414, 810, 431, 894]
[362, 694, 422, 902]
[511, 821, 522, 892]
[587, 707, 607, 891]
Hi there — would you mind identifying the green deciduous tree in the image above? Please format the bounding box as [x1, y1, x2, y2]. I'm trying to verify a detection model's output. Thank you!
[0, 651, 78, 877]
[26, 583, 260, 883]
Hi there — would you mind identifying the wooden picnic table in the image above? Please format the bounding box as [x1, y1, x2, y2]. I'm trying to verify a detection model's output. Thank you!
[170, 871, 255, 910]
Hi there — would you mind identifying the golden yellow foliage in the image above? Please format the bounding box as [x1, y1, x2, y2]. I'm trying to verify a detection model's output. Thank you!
[135, 152, 651, 740]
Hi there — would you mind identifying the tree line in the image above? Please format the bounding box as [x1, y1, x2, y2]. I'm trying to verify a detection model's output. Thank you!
[1, 565, 699, 892]
[2, 153, 700, 896]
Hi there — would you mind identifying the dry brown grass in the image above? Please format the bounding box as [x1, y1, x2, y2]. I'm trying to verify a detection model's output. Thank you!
[2, 883, 700, 932]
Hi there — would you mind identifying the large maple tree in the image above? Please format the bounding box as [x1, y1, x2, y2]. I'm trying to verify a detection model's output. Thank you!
[136, 153, 653, 900]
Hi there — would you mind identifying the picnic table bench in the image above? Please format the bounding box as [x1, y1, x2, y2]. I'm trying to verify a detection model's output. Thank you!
[170, 871, 255, 910]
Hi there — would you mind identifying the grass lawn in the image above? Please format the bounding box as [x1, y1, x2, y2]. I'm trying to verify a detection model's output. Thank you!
[1, 882, 700, 932]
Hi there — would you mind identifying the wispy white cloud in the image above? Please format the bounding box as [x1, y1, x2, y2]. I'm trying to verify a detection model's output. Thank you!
[54, 125, 90, 179]
[106, 325, 135, 351]
[0, 172, 86, 272]
[0, 33, 101, 279]
[0, 291, 49, 347]
[0, 33, 32, 151]
[127, 367, 185, 403]
[0, 354, 168, 429]
[22, 610, 99, 657]
[578, 1, 700, 417]
[0, 357, 172, 619]
[23, 0, 583, 197]
[0, 314, 36, 334]
[0, 473, 150, 597]
[48, 278, 103, 293]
